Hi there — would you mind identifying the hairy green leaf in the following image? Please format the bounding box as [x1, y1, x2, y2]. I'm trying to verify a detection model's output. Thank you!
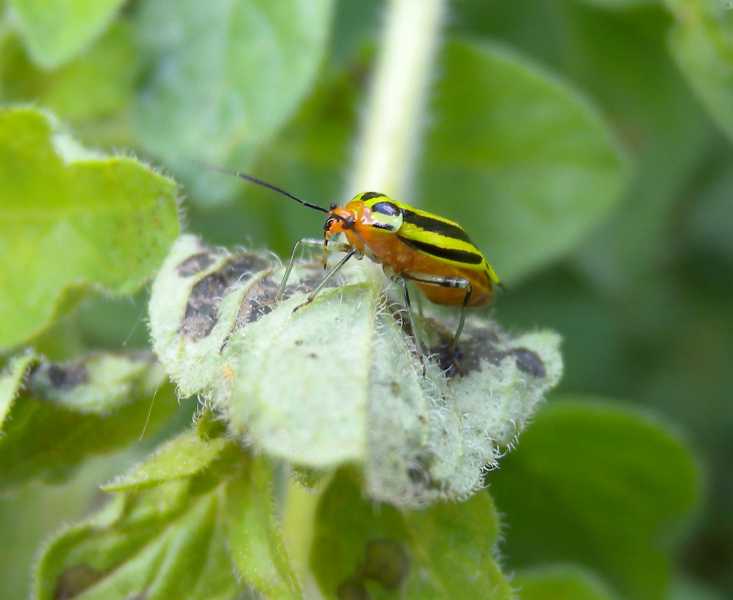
[0, 107, 179, 350]
[515, 565, 616, 600]
[102, 428, 233, 492]
[149, 235, 563, 506]
[490, 399, 701, 600]
[666, 0, 733, 141]
[0, 351, 178, 490]
[133, 0, 335, 203]
[310, 469, 512, 599]
[7, 0, 125, 68]
[226, 457, 302, 599]
[35, 439, 299, 600]
[419, 39, 627, 281]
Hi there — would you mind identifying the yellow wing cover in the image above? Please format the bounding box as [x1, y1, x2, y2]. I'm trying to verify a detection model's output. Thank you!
[361, 195, 501, 285]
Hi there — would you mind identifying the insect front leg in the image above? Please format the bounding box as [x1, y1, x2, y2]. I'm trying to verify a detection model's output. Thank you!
[276, 238, 352, 301]
[401, 272, 472, 350]
[293, 248, 358, 312]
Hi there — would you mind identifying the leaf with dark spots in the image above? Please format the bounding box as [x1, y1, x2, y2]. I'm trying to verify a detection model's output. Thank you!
[181, 254, 274, 341]
[311, 470, 512, 599]
[35, 446, 299, 600]
[0, 352, 178, 491]
[151, 236, 562, 505]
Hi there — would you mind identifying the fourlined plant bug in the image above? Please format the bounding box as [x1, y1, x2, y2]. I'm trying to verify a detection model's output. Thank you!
[209, 167, 502, 355]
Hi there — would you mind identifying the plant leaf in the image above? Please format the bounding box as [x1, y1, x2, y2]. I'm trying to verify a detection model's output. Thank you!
[0, 22, 139, 141]
[133, 0, 335, 203]
[419, 39, 627, 281]
[0, 351, 178, 491]
[515, 565, 616, 600]
[0, 106, 179, 350]
[666, 0, 733, 141]
[102, 428, 234, 492]
[489, 398, 701, 600]
[7, 0, 125, 68]
[150, 235, 563, 506]
[310, 469, 513, 599]
[225, 457, 302, 599]
[35, 437, 300, 600]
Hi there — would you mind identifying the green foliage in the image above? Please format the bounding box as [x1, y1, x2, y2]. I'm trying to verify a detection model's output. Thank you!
[0, 107, 179, 350]
[0, 351, 178, 491]
[666, 0, 733, 141]
[0, 23, 138, 131]
[490, 399, 701, 600]
[310, 469, 513, 600]
[7, 0, 125, 68]
[515, 565, 616, 600]
[0, 1, 728, 599]
[34, 431, 299, 600]
[133, 0, 335, 202]
[420, 40, 627, 280]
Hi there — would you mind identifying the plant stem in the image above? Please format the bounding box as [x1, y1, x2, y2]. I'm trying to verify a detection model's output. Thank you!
[347, 0, 447, 200]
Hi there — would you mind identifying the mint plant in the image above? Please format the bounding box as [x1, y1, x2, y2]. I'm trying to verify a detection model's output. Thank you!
[1, 1, 723, 599]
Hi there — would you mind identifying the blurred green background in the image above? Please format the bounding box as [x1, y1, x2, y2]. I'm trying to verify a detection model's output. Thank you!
[1, 0, 732, 599]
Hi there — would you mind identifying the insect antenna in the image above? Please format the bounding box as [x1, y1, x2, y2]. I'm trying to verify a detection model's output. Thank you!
[200, 162, 329, 213]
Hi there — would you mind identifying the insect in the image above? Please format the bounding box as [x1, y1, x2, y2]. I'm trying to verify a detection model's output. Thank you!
[215, 168, 501, 353]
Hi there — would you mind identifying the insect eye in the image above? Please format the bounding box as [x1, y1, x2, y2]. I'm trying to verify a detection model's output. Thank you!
[371, 201, 400, 217]
[329, 202, 337, 210]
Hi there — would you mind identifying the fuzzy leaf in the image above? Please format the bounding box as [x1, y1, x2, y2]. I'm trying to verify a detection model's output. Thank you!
[515, 565, 616, 600]
[102, 429, 234, 492]
[0, 107, 179, 350]
[149, 236, 564, 506]
[133, 0, 335, 203]
[419, 39, 627, 281]
[310, 469, 513, 599]
[7, 0, 125, 68]
[225, 457, 303, 599]
[489, 399, 701, 600]
[0, 352, 178, 491]
[665, 0, 733, 141]
[35, 442, 299, 600]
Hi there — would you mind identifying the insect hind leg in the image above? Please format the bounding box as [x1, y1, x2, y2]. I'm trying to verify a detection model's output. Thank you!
[401, 271, 472, 351]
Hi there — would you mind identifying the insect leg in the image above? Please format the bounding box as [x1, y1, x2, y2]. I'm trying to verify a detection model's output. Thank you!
[399, 278, 424, 358]
[401, 272, 472, 349]
[293, 248, 358, 312]
[277, 238, 351, 301]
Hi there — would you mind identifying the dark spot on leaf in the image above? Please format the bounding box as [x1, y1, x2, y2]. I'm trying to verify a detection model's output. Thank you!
[431, 323, 546, 379]
[176, 252, 217, 276]
[294, 339, 304, 346]
[511, 347, 546, 378]
[361, 539, 410, 589]
[181, 253, 272, 340]
[235, 275, 279, 327]
[337, 578, 370, 600]
[390, 381, 400, 395]
[34, 362, 88, 391]
[308, 352, 319, 359]
[54, 565, 105, 599]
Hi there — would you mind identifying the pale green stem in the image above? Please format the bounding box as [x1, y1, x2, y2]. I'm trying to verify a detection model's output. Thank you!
[282, 0, 447, 595]
[347, 0, 447, 200]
